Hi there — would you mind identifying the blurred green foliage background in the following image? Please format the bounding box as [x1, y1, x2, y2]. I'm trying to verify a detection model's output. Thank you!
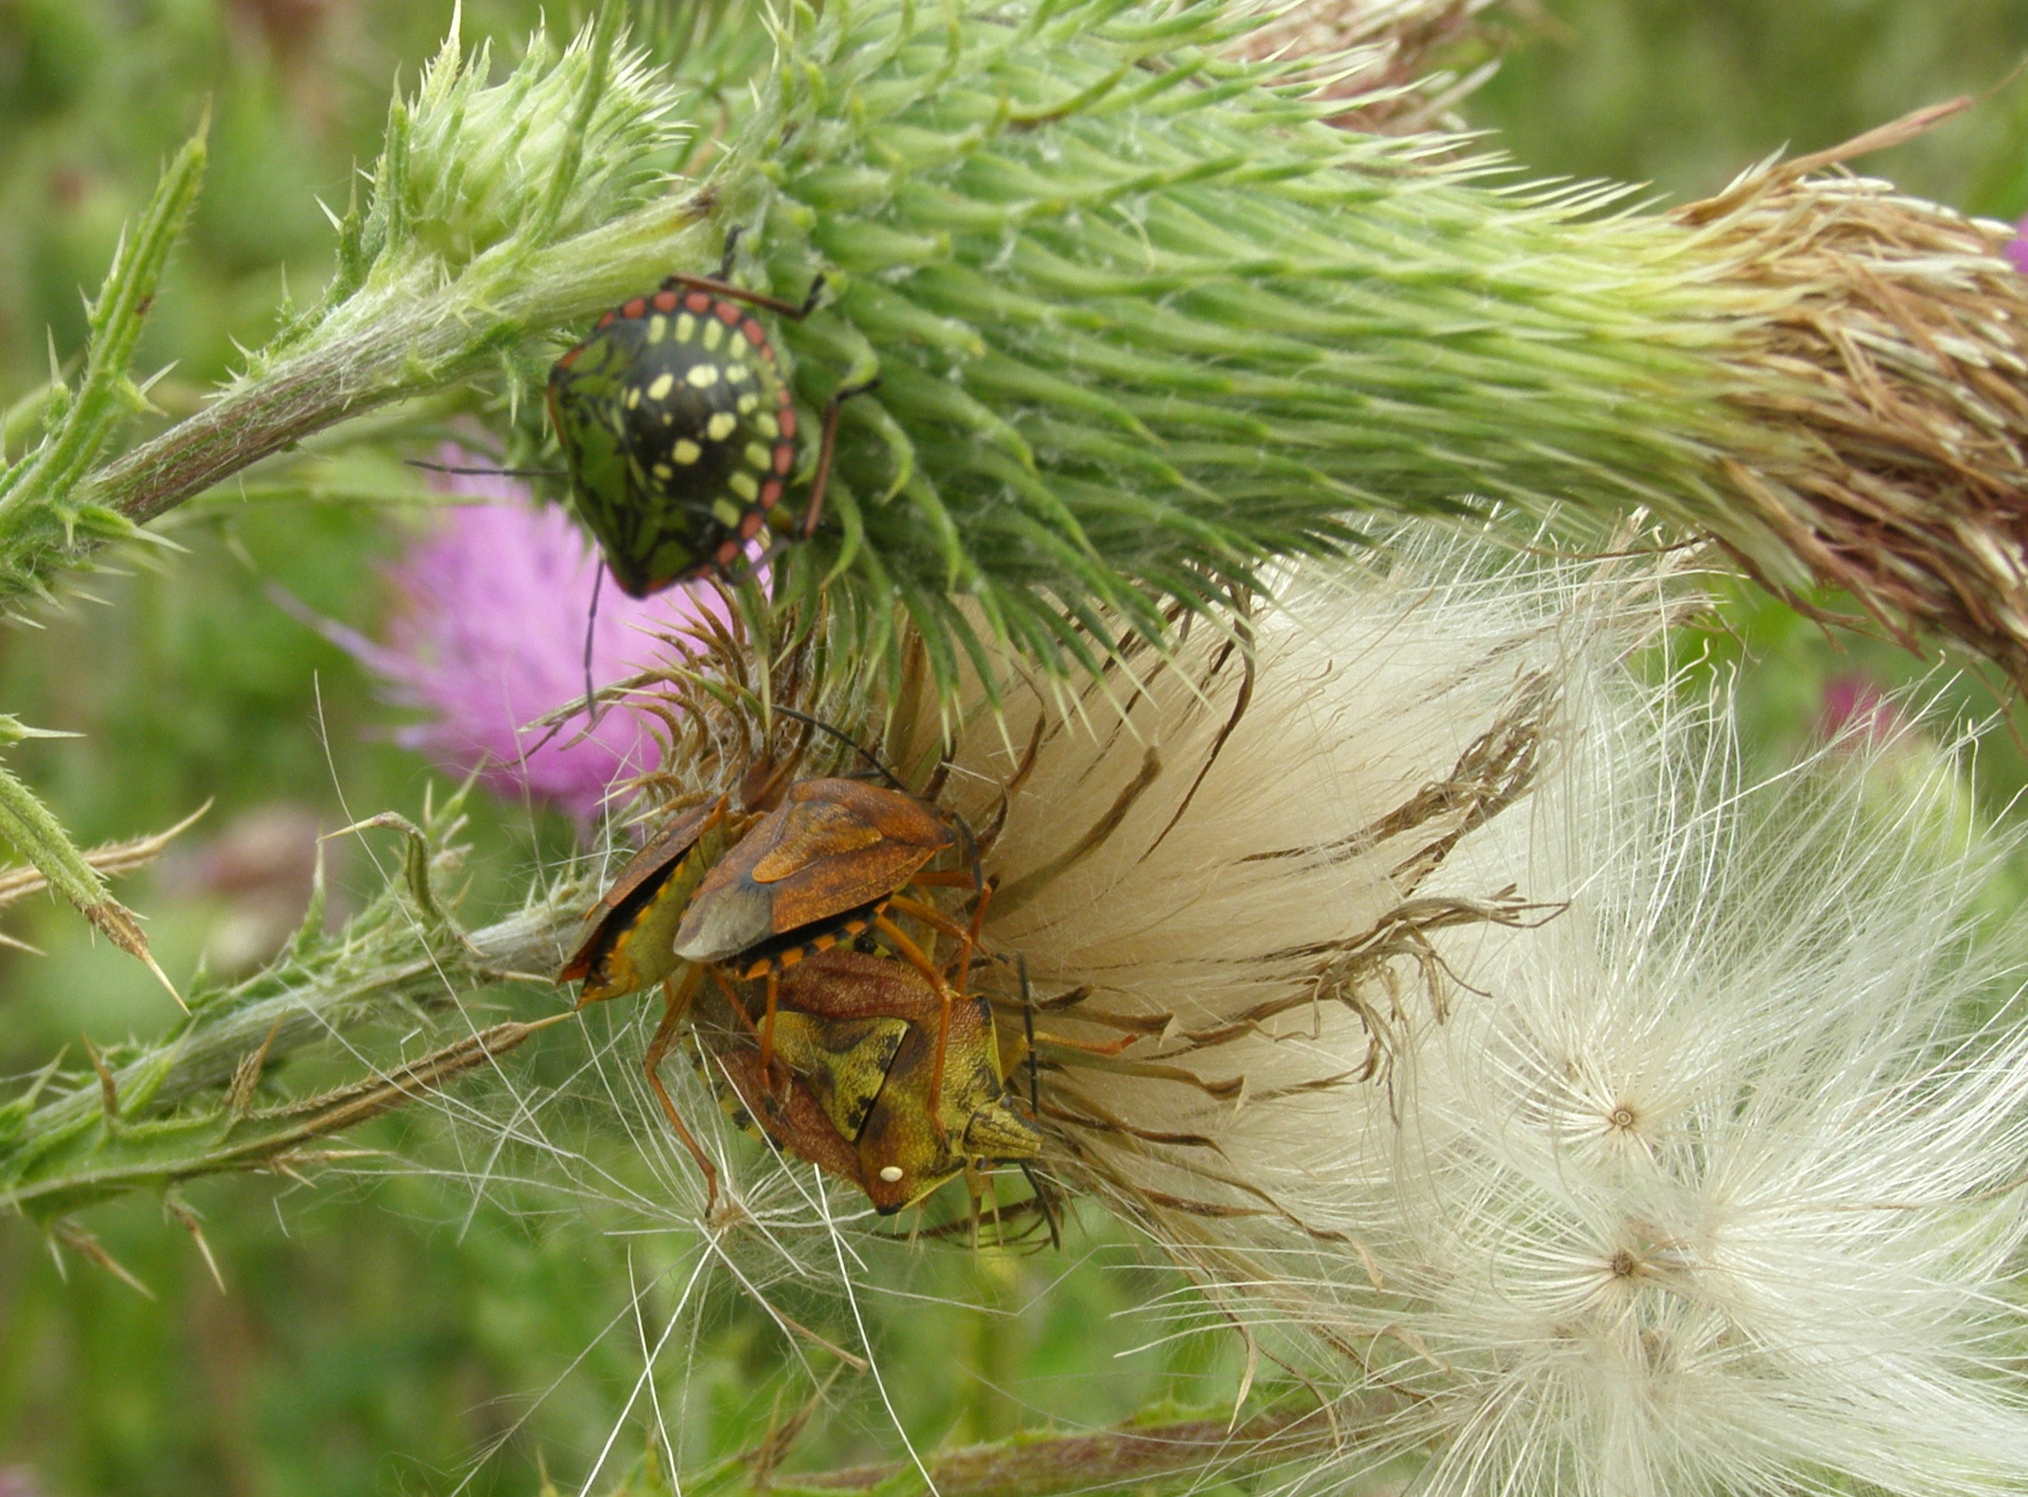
[2, 1, 2026, 1492]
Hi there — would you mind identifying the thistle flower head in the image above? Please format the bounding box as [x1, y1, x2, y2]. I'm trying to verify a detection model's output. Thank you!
[865, 543, 2028, 1496]
[1347, 702, 2028, 1496]
[537, 521, 2028, 1491]
[379, 16, 681, 273]
[668, 3, 2028, 701]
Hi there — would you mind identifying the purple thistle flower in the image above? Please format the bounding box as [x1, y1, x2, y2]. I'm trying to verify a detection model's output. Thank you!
[335, 459, 737, 826]
[1817, 670, 1903, 746]
[2007, 216, 2028, 276]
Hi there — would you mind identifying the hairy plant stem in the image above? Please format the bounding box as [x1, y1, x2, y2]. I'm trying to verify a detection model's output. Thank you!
[0, 799, 585, 1222]
[90, 208, 716, 532]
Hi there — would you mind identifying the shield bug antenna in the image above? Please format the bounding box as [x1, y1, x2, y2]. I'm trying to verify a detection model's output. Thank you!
[765, 704, 912, 791]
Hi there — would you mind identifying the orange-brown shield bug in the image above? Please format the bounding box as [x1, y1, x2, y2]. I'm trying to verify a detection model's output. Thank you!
[705, 947, 1041, 1213]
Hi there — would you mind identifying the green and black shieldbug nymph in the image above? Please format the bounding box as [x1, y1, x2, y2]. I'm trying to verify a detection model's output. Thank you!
[544, 233, 871, 597]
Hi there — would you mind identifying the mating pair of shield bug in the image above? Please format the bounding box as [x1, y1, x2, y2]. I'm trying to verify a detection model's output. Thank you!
[558, 769, 1042, 1214]
[545, 239, 1044, 1210]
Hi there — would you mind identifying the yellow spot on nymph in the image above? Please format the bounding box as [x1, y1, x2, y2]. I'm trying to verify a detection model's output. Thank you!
[711, 497, 743, 528]
[725, 362, 751, 384]
[738, 392, 760, 415]
[647, 315, 668, 343]
[701, 319, 725, 351]
[706, 412, 737, 442]
[744, 442, 771, 470]
[672, 439, 702, 465]
[687, 364, 721, 388]
[730, 472, 759, 502]
[646, 372, 676, 402]
[676, 313, 696, 342]
[651, 462, 673, 480]
[624, 386, 642, 409]
[878, 1166, 904, 1183]
[756, 412, 780, 440]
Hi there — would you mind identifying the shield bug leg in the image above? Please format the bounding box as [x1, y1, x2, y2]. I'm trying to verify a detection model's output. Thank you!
[1017, 951, 1043, 1120]
[713, 225, 744, 281]
[1010, 951, 1063, 1251]
[704, 964, 808, 1099]
[867, 909, 964, 1142]
[659, 222, 827, 323]
[881, 888, 998, 1141]
[578, 563, 606, 727]
[641, 967, 720, 1208]
[757, 965, 783, 1078]
[794, 377, 880, 542]
[743, 375, 881, 572]
[404, 457, 566, 479]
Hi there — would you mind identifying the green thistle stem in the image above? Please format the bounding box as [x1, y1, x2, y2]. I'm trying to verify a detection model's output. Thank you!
[90, 206, 719, 529]
[0, 790, 580, 1222]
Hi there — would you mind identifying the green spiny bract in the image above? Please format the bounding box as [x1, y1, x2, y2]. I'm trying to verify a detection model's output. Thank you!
[0, 125, 202, 595]
[273, 12, 686, 367]
[682, 0, 1742, 700]
[0, 785, 579, 1224]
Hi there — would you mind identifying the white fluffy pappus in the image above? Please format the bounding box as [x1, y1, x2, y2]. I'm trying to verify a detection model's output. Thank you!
[897, 536, 2028, 1496]
[1357, 687, 2028, 1497]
